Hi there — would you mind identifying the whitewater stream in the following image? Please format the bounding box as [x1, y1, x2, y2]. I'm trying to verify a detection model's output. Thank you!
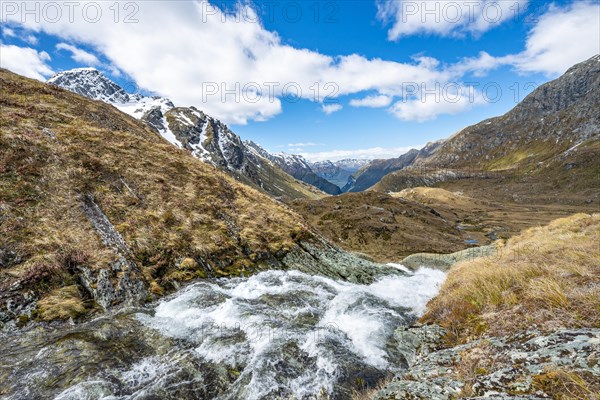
[0, 268, 446, 399]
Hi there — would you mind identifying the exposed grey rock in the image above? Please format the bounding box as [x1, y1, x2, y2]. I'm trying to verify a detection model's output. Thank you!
[81, 194, 131, 256]
[41, 127, 56, 139]
[282, 237, 404, 284]
[79, 194, 148, 310]
[400, 245, 497, 271]
[373, 326, 600, 399]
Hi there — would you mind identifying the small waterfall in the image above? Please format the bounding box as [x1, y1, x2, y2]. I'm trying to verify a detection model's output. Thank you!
[3, 268, 446, 400]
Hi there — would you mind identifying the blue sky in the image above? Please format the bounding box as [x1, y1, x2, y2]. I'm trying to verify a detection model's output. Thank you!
[1, 0, 599, 160]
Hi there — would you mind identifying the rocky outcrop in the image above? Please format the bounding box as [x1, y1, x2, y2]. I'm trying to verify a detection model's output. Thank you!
[80, 194, 148, 310]
[282, 236, 404, 284]
[373, 325, 600, 399]
[399, 245, 497, 271]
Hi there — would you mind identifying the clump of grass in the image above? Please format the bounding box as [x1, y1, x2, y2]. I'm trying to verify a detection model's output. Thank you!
[350, 375, 394, 400]
[532, 368, 599, 400]
[37, 285, 86, 321]
[422, 213, 600, 344]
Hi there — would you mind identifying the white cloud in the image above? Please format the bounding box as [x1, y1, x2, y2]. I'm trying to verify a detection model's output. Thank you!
[2, 27, 16, 37]
[4, 0, 596, 125]
[24, 34, 38, 45]
[301, 146, 420, 162]
[377, 0, 528, 40]
[390, 88, 484, 122]
[56, 43, 100, 65]
[5, 1, 460, 124]
[322, 103, 343, 114]
[447, 2, 600, 78]
[288, 142, 319, 147]
[509, 1, 600, 75]
[350, 94, 392, 108]
[0, 44, 53, 80]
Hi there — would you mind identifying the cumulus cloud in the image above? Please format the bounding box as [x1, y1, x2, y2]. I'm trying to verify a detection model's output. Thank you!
[350, 94, 392, 108]
[377, 0, 528, 40]
[322, 103, 343, 114]
[0, 44, 53, 80]
[445, 2, 600, 77]
[4, 0, 597, 124]
[508, 1, 600, 75]
[56, 43, 100, 65]
[390, 86, 485, 122]
[301, 146, 420, 162]
[4, 1, 460, 124]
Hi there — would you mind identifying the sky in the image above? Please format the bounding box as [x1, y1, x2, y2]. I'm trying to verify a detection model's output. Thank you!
[1, 0, 599, 161]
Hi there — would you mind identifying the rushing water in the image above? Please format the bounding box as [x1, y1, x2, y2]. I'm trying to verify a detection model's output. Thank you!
[1, 268, 446, 400]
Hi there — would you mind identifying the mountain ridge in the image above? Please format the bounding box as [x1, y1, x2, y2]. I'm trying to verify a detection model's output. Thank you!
[47, 68, 324, 201]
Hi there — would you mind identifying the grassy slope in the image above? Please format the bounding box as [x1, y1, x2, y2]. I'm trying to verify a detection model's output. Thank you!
[290, 191, 468, 262]
[416, 213, 600, 398]
[292, 186, 597, 263]
[0, 69, 312, 321]
[422, 213, 600, 344]
[373, 139, 600, 207]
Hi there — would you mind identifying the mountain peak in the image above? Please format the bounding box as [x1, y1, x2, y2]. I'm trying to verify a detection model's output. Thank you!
[48, 67, 130, 104]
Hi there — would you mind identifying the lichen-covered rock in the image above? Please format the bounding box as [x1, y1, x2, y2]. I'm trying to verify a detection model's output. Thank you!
[373, 326, 600, 399]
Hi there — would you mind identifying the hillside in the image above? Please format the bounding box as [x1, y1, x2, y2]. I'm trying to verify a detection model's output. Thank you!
[291, 186, 594, 262]
[290, 191, 469, 262]
[292, 57, 599, 262]
[0, 69, 396, 326]
[245, 141, 342, 195]
[365, 213, 600, 399]
[343, 149, 420, 192]
[372, 55, 600, 203]
[47, 68, 324, 201]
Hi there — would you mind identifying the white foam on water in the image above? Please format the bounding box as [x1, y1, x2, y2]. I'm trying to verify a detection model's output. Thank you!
[55, 268, 447, 399]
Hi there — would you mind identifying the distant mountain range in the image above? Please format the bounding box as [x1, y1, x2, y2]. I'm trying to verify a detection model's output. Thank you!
[310, 159, 370, 188]
[48, 67, 424, 197]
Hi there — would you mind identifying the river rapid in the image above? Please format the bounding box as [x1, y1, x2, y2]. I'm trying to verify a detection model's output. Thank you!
[0, 268, 446, 400]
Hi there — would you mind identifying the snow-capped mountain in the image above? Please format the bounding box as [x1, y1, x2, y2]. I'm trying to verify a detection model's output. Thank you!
[333, 159, 371, 173]
[245, 142, 341, 195]
[47, 68, 175, 119]
[47, 68, 323, 200]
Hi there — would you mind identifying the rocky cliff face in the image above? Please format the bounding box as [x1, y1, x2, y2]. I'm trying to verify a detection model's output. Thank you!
[47, 68, 323, 200]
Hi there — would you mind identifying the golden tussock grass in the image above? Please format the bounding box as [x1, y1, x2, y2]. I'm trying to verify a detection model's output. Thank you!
[37, 285, 86, 321]
[0, 68, 313, 319]
[422, 213, 600, 344]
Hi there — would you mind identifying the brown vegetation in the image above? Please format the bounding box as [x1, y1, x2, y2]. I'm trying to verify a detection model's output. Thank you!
[422, 213, 600, 344]
[0, 68, 312, 321]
